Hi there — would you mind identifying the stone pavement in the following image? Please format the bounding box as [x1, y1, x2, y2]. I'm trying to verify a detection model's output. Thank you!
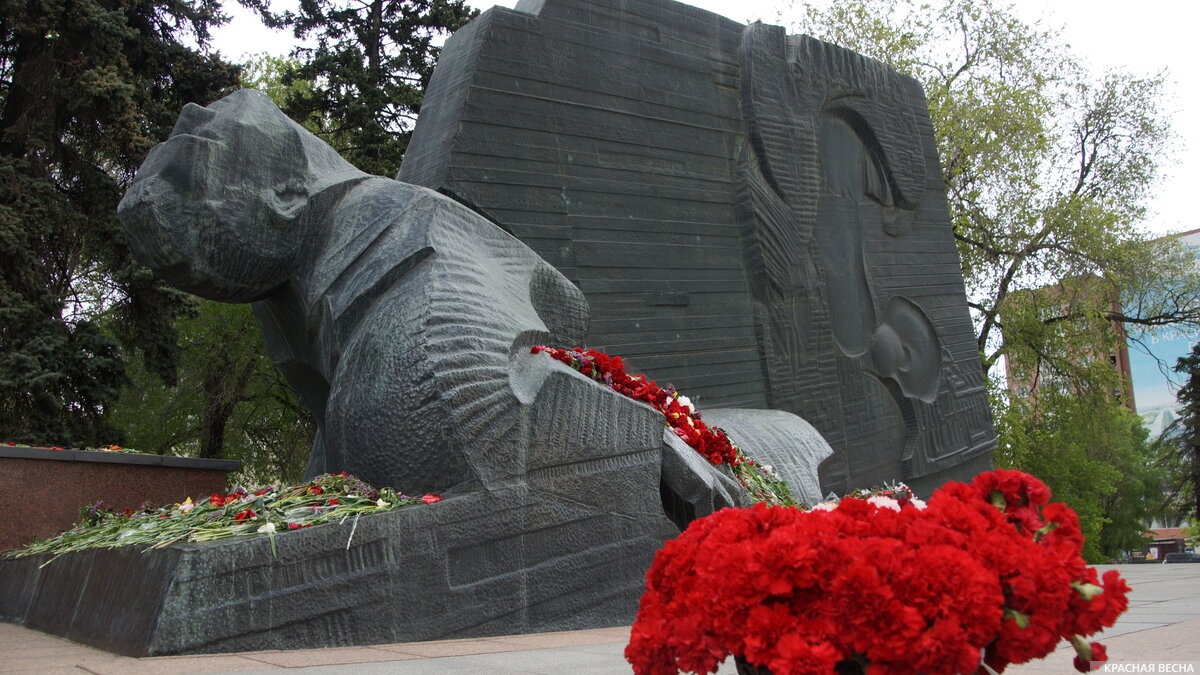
[2, 564, 1197, 674]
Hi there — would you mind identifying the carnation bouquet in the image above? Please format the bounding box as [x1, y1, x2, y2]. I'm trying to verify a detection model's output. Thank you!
[625, 470, 1129, 675]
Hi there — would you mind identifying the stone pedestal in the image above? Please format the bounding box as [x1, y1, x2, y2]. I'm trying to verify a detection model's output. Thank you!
[0, 365, 678, 656]
[0, 468, 675, 656]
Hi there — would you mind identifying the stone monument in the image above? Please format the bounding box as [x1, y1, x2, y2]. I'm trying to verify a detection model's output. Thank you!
[399, 0, 995, 495]
[0, 0, 995, 655]
[113, 88, 827, 508]
[0, 84, 826, 654]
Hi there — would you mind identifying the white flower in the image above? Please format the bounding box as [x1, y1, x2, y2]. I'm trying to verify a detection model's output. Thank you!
[257, 522, 276, 533]
[867, 495, 902, 512]
[376, 498, 388, 508]
[909, 497, 928, 510]
[676, 395, 695, 413]
[811, 501, 838, 511]
[177, 497, 195, 513]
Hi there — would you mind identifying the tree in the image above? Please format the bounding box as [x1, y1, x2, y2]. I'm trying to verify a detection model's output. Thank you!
[108, 299, 314, 486]
[1171, 343, 1200, 521]
[0, 0, 240, 445]
[994, 388, 1163, 562]
[796, 0, 1200, 389]
[101, 58, 319, 484]
[245, 0, 477, 176]
[240, 53, 320, 127]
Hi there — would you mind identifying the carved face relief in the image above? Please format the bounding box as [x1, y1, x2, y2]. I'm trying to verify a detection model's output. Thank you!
[118, 90, 312, 302]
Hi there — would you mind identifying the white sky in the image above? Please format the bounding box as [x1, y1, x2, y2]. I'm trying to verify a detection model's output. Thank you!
[212, 0, 1198, 238]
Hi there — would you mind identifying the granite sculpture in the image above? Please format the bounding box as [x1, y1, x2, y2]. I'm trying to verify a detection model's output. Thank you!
[116, 89, 591, 496]
[115, 88, 826, 505]
[399, 0, 995, 494]
[0, 0, 996, 654]
[1, 87, 808, 655]
[0, 87, 832, 654]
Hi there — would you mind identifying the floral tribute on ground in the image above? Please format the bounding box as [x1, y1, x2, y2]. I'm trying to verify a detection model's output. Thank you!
[4, 441, 137, 453]
[624, 469, 1129, 675]
[532, 346, 794, 505]
[6, 472, 442, 563]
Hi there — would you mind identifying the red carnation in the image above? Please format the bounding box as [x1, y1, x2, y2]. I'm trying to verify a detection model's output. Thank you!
[626, 470, 1129, 675]
[1073, 641, 1107, 672]
[309, 485, 324, 495]
[209, 493, 225, 507]
[422, 493, 443, 504]
[234, 508, 256, 523]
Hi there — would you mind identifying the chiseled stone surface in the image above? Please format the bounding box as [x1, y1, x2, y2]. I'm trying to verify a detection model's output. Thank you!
[400, 0, 995, 494]
[701, 409, 834, 506]
[0, 88, 706, 656]
[1, 0, 1002, 654]
[0, 364, 678, 656]
[117, 89, 597, 497]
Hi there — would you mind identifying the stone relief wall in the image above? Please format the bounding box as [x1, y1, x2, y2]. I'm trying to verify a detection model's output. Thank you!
[0, 0, 997, 656]
[400, 0, 994, 493]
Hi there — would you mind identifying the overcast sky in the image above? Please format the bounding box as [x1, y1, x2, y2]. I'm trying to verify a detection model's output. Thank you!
[211, 0, 1197, 237]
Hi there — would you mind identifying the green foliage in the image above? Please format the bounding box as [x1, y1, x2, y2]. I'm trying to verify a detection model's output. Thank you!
[1169, 343, 1200, 521]
[245, 0, 477, 176]
[239, 53, 322, 130]
[0, 0, 240, 445]
[994, 388, 1162, 562]
[107, 300, 314, 486]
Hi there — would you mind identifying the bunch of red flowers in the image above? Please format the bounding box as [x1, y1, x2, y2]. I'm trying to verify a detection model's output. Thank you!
[625, 469, 1128, 675]
[532, 346, 740, 466]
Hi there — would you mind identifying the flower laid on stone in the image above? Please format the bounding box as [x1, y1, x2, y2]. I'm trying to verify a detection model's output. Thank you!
[91, 444, 136, 453]
[625, 469, 1129, 675]
[6, 472, 442, 563]
[532, 345, 795, 505]
[4, 441, 139, 453]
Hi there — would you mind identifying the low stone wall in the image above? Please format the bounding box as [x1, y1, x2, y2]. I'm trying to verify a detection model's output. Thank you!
[0, 464, 673, 655]
[0, 446, 240, 552]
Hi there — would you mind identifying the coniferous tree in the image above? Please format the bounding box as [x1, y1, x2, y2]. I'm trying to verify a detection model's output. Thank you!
[1173, 343, 1200, 522]
[247, 0, 477, 176]
[0, 0, 240, 445]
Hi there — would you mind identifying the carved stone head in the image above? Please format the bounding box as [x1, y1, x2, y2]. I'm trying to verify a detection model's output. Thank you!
[118, 89, 364, 302]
